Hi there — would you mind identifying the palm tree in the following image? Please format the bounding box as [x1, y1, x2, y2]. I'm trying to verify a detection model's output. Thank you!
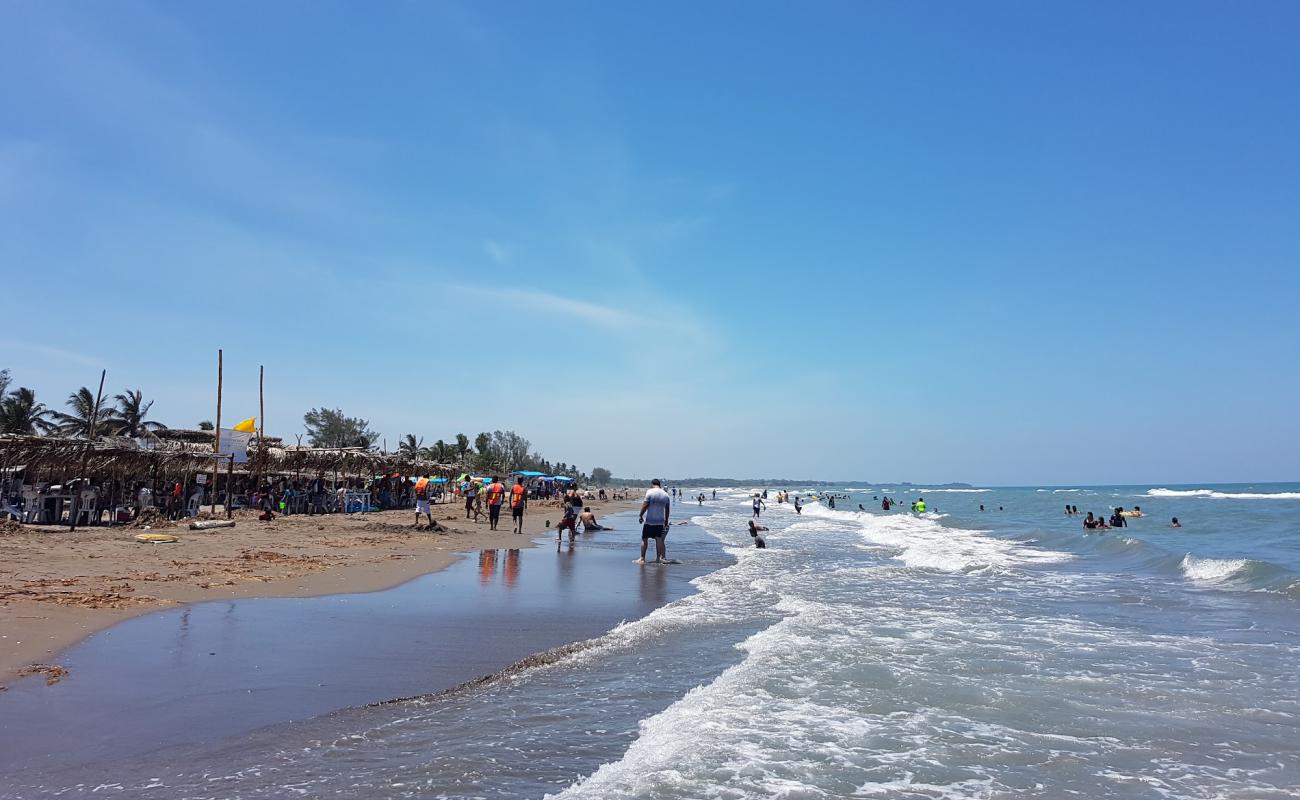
[0, 387, 55, 434]
[455, 433, 470, 461]
[398, 433, 423, 458]
[111, 389, 166, 438]
[50, 387, 116, 438]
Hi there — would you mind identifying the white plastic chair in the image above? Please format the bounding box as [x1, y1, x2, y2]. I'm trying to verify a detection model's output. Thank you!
[74, 489, 99, 526]
[21, 488, 42, 523]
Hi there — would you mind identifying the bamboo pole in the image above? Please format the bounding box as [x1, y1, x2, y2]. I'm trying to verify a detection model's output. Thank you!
[212, 349, 222, 515]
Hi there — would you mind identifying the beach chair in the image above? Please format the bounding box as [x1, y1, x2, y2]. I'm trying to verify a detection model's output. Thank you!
[73, 489, 99, 526]
[1, 496, 21, 521]
[21, 488, 43, 523]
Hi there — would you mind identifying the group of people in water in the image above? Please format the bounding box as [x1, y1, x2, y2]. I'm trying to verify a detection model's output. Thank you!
[645, 488, 1191, 558]
[1066, 504, 1181, 529]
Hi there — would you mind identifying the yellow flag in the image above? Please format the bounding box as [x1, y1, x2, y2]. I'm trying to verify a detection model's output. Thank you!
[232, 417, 257, 433]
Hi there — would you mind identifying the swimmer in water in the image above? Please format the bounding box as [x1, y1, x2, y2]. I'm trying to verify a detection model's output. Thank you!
[748, 519, 768, 547]
[1171, 517, 1181, 528]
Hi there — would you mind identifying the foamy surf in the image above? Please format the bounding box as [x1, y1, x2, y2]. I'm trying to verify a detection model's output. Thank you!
[1148, 488, 1300, 500]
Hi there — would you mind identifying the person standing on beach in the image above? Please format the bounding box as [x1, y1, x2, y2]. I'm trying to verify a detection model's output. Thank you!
[510, 477, 527, 533]
[414, 473, 435, 529]
[637, 479, 672, 564]
[486, 476, 506, 531]
[460, 477, 474, 519]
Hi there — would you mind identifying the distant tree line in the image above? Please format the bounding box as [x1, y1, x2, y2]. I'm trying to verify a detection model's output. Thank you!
[0, 368, 609, 485]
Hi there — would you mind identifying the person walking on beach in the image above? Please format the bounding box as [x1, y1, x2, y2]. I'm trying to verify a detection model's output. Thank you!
[510, 477, 527, 534]
[486, 476, 506, 531]
[637, 479, 672, 564]
[460, 477, 474, 519]
[414, 473, 435, 529]
[472, 480, 486, 521]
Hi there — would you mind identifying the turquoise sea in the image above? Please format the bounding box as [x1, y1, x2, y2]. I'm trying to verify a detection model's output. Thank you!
[2, 483, 1297, 798]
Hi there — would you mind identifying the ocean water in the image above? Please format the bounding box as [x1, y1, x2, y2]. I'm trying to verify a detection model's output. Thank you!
[6, 484, 1299, 799]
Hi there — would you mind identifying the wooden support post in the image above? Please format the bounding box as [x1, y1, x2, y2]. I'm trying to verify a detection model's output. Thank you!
[212, 349, 222, 515]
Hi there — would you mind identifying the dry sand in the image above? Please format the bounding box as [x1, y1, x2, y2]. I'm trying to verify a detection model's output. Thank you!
[0, 496, 639, 686]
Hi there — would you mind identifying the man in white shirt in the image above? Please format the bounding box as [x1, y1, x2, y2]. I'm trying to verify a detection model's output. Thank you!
[637, 478, 672, 564]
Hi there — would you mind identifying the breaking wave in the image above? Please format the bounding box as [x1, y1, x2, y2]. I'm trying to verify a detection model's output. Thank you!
[1147, 488, 1300, 500]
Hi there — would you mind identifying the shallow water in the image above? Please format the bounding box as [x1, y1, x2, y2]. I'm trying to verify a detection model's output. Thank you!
[3, 485, 1298, 799]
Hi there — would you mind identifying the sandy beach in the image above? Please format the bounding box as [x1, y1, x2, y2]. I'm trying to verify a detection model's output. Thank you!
[0, 496, 640, 686]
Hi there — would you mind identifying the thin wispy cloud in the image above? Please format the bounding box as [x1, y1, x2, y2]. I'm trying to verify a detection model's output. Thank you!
[483, 239, 511, 264]
[447, 284, 642, 330]
[0, 339, 107, 368]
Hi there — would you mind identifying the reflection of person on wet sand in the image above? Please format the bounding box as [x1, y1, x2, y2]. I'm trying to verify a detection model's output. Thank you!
[478, 549, 498, 586]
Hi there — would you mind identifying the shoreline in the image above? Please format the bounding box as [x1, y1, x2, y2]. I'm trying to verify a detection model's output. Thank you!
[0, 506, 728, 777]
[0, 496, 641, 685]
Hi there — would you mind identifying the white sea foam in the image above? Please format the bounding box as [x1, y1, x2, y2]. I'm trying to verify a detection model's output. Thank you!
[914, 488, 990, 493]
[1180, 554, 1251, 583]
[790, 501, 1070, 574]
[1147, 488, 1300, 500]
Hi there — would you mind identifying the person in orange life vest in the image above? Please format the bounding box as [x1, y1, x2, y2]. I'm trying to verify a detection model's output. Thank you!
[486, 476, 507, 531]
[510, 477, 528, 534]
[413, 473, 434, 529]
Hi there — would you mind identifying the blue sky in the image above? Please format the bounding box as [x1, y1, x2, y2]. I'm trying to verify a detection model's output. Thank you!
[2, 1, 1297, 485]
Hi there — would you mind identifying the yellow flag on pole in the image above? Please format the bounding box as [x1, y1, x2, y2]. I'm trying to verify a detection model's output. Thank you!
[232, 417, 257, 433]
